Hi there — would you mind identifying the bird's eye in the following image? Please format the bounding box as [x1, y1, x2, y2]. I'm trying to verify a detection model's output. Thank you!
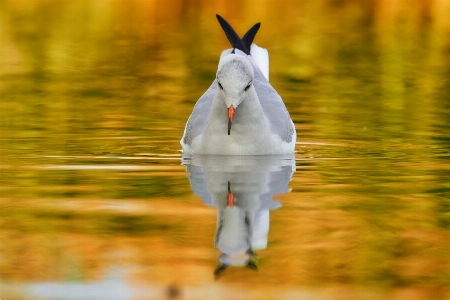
[218, 82, 223, 90]
[244, 82, 252, 91]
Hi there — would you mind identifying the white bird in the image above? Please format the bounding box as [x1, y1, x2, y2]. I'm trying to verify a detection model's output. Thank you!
[181, 15, 296, 155]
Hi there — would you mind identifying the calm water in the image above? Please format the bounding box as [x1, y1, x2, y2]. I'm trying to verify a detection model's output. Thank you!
[1, 1, 450, 299]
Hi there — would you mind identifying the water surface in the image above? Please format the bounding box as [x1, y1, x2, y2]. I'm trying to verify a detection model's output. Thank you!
[1, 1, 450, 299]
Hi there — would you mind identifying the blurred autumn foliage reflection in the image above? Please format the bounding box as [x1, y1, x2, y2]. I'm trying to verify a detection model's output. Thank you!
[1, 0, 450, 299]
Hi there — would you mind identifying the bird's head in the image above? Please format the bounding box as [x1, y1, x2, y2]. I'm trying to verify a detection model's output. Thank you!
[216, 54, 254, 135]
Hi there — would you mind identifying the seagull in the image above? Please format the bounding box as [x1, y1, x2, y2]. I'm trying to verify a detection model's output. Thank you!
[181, 15, 296, 155]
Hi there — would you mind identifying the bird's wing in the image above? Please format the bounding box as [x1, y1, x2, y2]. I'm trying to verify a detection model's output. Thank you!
[247, 53, 295, 143]
[181, 81, 217, 147]
[250, 43, 269, 81]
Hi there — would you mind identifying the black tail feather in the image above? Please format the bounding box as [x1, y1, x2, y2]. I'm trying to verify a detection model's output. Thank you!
[216, 14, 257, 55]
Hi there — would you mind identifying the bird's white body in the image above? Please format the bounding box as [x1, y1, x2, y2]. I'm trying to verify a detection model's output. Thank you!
[181, 31, 296, 155]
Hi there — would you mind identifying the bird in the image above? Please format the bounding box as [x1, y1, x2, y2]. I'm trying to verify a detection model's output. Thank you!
[180, 15, 296, 155]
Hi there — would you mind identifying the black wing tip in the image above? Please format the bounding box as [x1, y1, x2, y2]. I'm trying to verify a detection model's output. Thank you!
[216, 14, 260, 55]
[215, 14, 225, 27]
[242, 22, 261, 53]
[216, 14, 242, 52]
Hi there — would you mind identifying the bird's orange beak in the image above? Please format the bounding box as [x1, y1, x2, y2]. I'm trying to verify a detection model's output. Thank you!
[227, 181, 235, 207]
[228, 105, 235, 135]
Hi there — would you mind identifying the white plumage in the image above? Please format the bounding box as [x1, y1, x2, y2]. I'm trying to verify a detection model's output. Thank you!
[181, 16, 296, 155]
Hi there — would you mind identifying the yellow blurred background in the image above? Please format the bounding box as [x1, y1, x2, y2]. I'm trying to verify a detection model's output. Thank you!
[1, 1, 450, 299]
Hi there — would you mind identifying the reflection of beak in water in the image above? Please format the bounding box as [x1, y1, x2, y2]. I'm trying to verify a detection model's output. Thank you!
[214, 181, 258, 278]
[227, 181, 234, 207]
[182, 154, 295, 278]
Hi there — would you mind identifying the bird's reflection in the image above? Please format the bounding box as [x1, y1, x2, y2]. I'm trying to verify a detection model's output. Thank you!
[182, 154, 295, 278]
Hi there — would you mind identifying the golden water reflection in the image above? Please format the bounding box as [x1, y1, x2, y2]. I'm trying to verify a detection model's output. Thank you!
[1, 0, 450, 299]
